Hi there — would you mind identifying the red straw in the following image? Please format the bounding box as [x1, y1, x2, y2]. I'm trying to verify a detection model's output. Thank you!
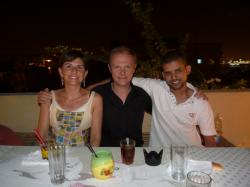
[34, 128, 46, 145]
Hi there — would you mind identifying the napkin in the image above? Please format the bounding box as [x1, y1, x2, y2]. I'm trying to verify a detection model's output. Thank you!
[130, 164, 168, 179]
[186, 159, 212, 174]
[115, 163, 178, 186]
[19, 156, 83, 181]
[65, 157, 83, 180]
[21, 150, 48, 166]
[112, 163, 167, 179]
[20, 150, 83, 181]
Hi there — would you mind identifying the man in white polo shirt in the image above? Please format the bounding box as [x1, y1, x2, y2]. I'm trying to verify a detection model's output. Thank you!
[132, 50, 216, 147]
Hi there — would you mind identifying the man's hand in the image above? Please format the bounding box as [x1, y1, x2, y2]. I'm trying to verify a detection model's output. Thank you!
[37, 88, 52, 105]
[195, 88, 208, 100]
[203, 135, 217, 147]
[86, 79, 111, 90]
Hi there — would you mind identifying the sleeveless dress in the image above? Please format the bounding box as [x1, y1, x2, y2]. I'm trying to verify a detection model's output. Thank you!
[49, 91, 95, 146]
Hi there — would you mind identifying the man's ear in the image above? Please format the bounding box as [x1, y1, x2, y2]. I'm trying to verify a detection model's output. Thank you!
[161, 71, 165, 79]
[108, 64, 111, 73]
[186, 65, 191, 75]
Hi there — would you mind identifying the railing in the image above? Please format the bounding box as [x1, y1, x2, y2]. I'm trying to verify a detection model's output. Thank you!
[1, 90, 250, 147]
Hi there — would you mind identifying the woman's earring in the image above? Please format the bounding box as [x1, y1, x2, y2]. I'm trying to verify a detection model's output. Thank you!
[61, 78, 64, 86]
[82, 80, 85, 87]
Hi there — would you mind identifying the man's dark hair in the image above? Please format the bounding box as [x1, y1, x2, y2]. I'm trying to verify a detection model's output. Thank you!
[59, 50, 88, 70]
[161, 50, 187, 65]
[109, 46, 137, 64]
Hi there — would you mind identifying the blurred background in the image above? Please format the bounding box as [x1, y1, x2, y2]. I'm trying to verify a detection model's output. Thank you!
[0, 0, 250, 92]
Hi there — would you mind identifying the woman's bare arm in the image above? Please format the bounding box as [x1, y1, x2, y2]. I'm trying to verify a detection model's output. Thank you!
[90, 93, 103, 146]
[37, 103, 50, 140]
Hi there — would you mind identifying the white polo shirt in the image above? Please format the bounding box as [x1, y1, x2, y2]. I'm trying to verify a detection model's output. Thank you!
[132, 77, 216, 147]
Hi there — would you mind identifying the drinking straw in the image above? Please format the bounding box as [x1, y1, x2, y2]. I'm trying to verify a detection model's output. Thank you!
[86, 143, 98, 158]
[126, 137, 129, 145]
[34, 128, 46, 145]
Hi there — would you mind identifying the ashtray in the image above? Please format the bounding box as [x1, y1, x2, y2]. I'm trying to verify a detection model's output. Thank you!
[143, 148, 163, 166]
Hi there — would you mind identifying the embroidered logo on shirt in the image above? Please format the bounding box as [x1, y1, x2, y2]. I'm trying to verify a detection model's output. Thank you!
[189, 113, 196, 119]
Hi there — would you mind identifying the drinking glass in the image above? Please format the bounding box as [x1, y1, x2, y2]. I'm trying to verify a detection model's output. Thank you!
[186, 171, 212, 187]
[120, 138, 136, 165]
[91, 149, 114, 180]
[170, 144, 187, 181]
[48, 144, 65, 184]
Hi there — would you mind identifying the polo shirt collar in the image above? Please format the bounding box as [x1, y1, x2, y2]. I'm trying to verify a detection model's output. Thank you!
[164, 82, 196, 105]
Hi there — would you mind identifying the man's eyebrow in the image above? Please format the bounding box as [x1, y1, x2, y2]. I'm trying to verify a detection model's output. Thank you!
[63, 62, 71, 65]
[162, 70, 170, 73]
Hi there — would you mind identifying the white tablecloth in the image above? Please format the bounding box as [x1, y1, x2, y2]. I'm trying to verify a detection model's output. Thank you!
[0, 146, 249, 187]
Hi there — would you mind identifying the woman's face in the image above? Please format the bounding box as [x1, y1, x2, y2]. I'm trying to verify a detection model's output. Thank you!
[59, 58, 88, 86]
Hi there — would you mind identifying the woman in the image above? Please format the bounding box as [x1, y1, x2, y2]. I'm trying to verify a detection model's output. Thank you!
[37, 50, 102, 146]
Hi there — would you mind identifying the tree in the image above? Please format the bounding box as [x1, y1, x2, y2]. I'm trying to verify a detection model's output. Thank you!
[124, 0, 189, 78]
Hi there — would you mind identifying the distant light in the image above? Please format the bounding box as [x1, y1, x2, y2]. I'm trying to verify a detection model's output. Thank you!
[197, 58, 202, 64]
[45, 59, 52, 62]
[227, 59, 250, 66]
[48, 66, 51, 70]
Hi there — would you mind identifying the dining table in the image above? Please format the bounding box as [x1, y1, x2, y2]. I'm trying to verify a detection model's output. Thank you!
[0, 145, 249, 187]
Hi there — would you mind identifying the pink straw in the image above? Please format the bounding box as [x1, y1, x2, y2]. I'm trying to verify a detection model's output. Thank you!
[34, 128, 46, 145]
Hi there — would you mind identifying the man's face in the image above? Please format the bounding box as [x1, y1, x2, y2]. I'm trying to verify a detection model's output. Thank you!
[162, 58, 191, 91]
[109, 53, 137, 87]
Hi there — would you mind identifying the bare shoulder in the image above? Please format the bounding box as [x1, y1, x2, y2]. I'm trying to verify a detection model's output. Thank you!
[53, 89, 64, 99]
[54, 89, 63, 95]
[93, 92, 102, 101]
[92, 92, 103, 110]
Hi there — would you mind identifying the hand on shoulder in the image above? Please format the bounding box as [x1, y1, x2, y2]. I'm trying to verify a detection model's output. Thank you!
[194, 88, 208, 100]
[37, 88, 52, 105]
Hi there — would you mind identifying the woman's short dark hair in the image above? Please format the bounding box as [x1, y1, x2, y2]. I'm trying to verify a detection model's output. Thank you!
[161, 50, 187, 65]
[59, 50, 88, 69]
[109, 46, 137, 64]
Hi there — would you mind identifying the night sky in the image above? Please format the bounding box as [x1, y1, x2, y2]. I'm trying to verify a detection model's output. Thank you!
[1, 0, 250, 59]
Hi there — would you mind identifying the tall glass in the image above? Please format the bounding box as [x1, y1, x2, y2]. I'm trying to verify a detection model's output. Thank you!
[170, 144, 187, 181]
[48, 144, 65, 184]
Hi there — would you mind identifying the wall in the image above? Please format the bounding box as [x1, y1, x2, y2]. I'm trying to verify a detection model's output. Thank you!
[1, 90, 250, 146]
[206, 90, 250, 147]
[0, 94, 39, 132]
